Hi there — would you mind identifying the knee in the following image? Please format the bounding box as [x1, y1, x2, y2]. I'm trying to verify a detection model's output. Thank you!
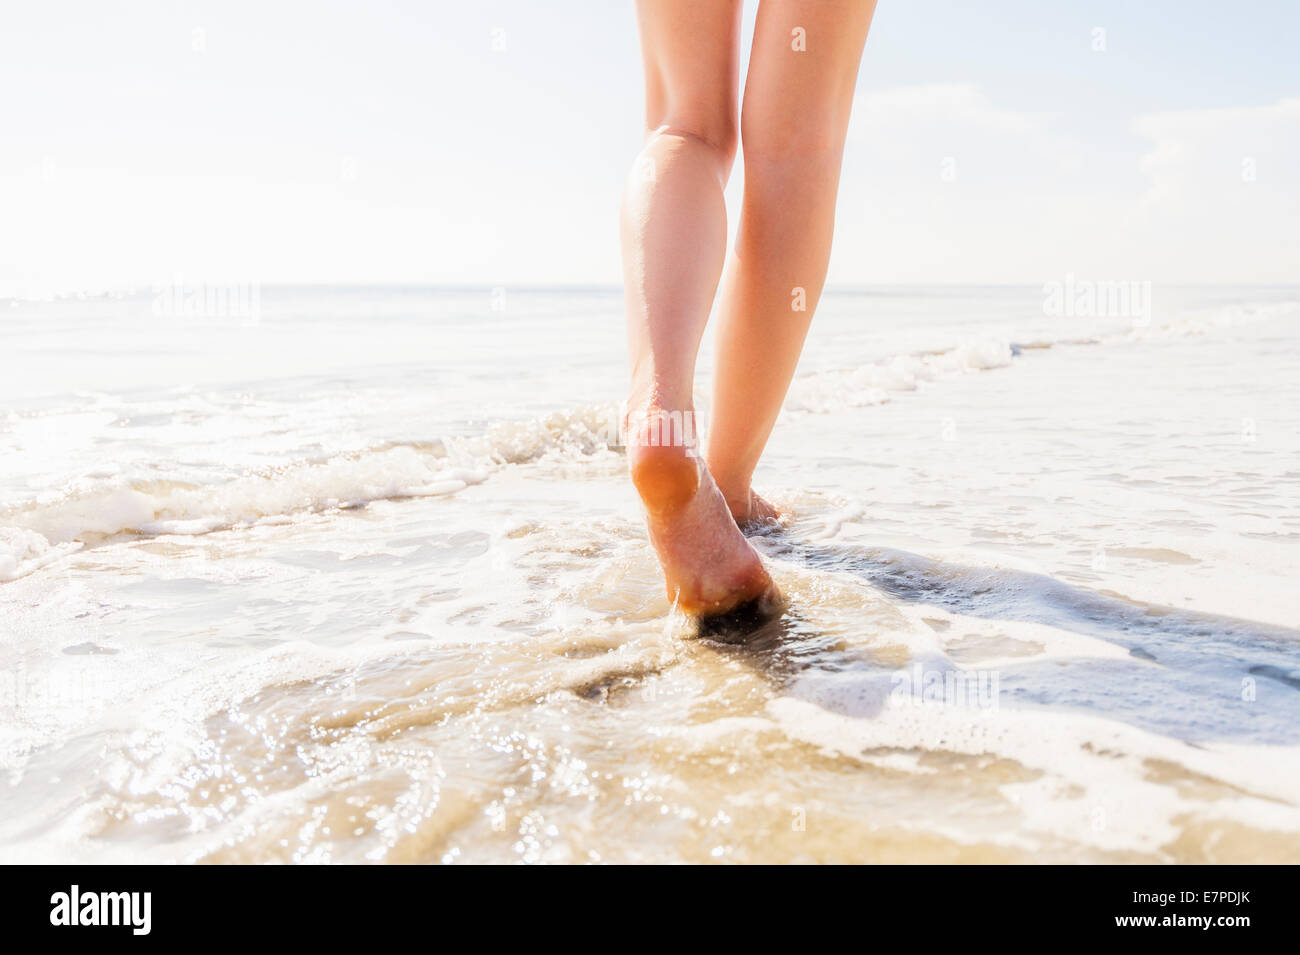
[647, 115, 739, 174]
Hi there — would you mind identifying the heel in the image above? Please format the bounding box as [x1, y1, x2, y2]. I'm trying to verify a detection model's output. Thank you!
[629, 444, 700, 514]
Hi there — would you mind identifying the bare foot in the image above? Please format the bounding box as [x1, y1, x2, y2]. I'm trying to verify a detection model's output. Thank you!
[722, 488, 782, 529]
[626, 407, 780, 617]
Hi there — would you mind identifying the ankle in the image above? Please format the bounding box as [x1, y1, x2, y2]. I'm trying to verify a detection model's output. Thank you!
[723, 493, 752, 523]
[711, 475, 754, 519]
[623, 396, 699, 446]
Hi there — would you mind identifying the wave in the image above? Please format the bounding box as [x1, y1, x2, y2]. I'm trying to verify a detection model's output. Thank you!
[785, 337, 1015, 413]
[3, 297, 1295, 583]
[0, 404, 626, 581]
[1117, 298, 1300, 343]
[784, 297, 1299, 414]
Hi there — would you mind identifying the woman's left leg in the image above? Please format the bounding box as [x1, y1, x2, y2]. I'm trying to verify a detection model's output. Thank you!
[706, 0, 877, 524]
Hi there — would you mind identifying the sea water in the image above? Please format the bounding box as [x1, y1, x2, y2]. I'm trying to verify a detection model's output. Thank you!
[1, 284, 1298, 862]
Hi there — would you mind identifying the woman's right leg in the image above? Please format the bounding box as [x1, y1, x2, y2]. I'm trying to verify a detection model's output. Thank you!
[622, 0, 777, 616]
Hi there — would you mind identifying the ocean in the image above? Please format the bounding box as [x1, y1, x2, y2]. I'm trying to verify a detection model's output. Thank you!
[2, 283, 1298, 863]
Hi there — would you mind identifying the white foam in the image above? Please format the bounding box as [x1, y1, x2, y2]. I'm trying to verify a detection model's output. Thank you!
[0, 446, 487, 566]
[783, 298, 1299, 416]
[0, 402, 629, 581]
[0, 527, 82, 582]
[786, 338, 1013, 413]
[1117, 298, 1300, 343]
[456, 402, 623, 465]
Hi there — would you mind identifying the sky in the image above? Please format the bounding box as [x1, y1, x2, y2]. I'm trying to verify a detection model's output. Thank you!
[1, 0, 1297, 295]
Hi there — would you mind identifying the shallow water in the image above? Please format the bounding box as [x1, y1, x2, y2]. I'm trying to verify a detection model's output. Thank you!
[2, 284, 1299, 863]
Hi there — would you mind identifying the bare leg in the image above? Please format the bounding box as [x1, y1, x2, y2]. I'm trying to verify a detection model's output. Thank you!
[621, 0, 779, 616]
[706, 0, 877, 524]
